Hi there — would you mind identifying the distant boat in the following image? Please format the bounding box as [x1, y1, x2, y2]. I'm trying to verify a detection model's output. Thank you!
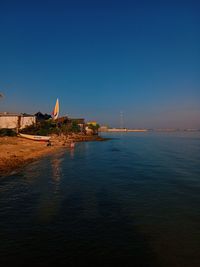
[19, 133, 51, 141]
[52, 98, 59, 120]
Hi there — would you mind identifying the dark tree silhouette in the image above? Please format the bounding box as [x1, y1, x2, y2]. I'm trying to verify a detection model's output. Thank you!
[34, 111, 52, 121]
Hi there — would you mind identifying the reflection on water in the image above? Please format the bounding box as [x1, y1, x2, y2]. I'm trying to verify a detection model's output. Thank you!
[69, 146, 75, 159]
[51, 157, 62, 184]
[0, 132, 200, 267]
[36, 152, 65, 223]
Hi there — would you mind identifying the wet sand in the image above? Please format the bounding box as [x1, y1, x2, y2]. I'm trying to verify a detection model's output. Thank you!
[0, 137, 62, 176]
[0, 134, 106, 176]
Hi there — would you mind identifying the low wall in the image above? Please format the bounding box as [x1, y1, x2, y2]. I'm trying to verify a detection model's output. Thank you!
[0, 115, 36, 129]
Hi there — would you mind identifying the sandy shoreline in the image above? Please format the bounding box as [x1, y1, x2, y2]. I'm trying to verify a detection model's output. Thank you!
[0, 134, 106, 176]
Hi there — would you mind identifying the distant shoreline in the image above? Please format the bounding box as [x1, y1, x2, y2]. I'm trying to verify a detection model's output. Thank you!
[100, 128, 200, 132]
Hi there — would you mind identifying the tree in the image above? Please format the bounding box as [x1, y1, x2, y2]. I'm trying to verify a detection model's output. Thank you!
[87, 123, 100, 135]
[34, 112, 52, 121]
[70, 121, 81, 133]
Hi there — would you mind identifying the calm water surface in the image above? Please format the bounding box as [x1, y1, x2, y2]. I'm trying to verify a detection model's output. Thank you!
[0, 132, 200, 267]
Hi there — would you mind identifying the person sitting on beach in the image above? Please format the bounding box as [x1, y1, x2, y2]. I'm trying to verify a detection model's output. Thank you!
[47, 140, 51, 146]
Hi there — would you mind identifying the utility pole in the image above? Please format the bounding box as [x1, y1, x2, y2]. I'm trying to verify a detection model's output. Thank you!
[120, 111, 124, 129]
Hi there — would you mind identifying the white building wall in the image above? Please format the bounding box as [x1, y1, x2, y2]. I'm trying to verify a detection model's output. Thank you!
[0, 116, 18, 129]
[85, 126, 93, 135]
[0, 115, 36, 129]
[20, 116, 36, 129]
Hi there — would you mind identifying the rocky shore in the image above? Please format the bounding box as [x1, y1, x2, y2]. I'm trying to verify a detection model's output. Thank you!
[0, 134, 106, 176]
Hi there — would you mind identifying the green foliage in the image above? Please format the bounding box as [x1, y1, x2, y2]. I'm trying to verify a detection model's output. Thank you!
[0, 128, 17, 137]
[57, 124, 71, 134]
[20, 119, 81, 135]
[20, 120, 58, 136]
[87, 123, 100, 134]
[70, 121, 81, 133]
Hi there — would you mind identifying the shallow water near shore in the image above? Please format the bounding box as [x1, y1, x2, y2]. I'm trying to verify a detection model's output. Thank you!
[0, 132, 200, 266]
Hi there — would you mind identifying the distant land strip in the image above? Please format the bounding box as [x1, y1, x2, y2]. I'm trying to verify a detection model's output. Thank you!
[99, 128, 200, 132]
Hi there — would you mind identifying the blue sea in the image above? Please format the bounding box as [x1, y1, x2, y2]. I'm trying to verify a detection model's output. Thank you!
[0, 132, 200, 267]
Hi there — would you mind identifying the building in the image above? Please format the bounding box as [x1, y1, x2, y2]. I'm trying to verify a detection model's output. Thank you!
[55, 116, 85, 132]
[99, 125, 109, 132]
[57, 116, 85, 126]
[0, 112, 36, 131]
[85, 121, 99, 135]
[87, 121, 97, 126]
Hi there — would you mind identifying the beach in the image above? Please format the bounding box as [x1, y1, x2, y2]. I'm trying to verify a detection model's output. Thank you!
[0, 137, 60, 176]
[0, 134, 105, 176]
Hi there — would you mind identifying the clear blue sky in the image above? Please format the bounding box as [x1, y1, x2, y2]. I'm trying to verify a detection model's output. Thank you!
[0, 0, 199, 128]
